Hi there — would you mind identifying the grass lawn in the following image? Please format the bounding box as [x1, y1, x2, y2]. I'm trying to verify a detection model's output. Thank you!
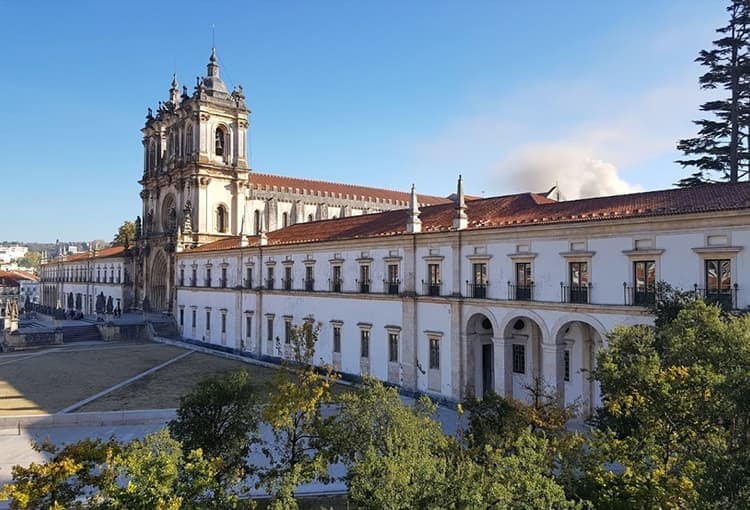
[77, 351, 281, 412]
[0, 343, 186, 416]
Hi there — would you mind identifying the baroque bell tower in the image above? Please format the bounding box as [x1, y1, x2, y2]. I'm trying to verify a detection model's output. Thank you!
[134, 48, 251, 312]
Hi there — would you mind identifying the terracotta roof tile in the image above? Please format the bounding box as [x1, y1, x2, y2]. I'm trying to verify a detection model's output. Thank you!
[249, 172, 452, 206]
[185, 182, 750, 254]
[42, 246, 128, 265]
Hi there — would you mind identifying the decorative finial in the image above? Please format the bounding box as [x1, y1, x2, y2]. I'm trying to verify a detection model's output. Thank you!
[407, 183, 422, 234]
[453, 174, 468, 230]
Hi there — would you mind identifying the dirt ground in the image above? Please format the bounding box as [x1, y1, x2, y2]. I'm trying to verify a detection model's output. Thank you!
[77, 351, 280, 412]
[0, 343, 187, 416]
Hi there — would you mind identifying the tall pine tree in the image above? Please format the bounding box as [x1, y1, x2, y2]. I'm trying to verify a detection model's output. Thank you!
[676, 0, 750, 186]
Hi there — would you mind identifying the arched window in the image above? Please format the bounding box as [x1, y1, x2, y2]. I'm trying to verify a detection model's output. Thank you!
[216, 205, 228, 233]
[186, 125, 193, 156]
[253, 209, 261, 234]
[282, 212, 288, 228]
[215, 127, 226, 156]
[307, 214, 314, 222]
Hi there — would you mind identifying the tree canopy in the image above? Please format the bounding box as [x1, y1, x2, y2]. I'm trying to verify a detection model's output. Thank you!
[677, 0, 750, 185]
[112, 220, 136, 248]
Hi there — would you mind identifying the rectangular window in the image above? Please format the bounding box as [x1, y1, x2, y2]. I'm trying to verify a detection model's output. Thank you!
[191, 268, 197, 287]
[359, 265, 370, 293]
[221, 313, 226, 334]
[332, 265, 342, 292]
[568, 261, 589, 304]
[206, 268, 212, 287]
[284, 266, 292, 291]
[427, 263, 441, 296]
[246, 315, 252, 338]
[472, 262, 487, 298]
[179, 268, 184, 286]
[245, 267, 253, 288]
[515, 262, 533, 300]
[360, 329, 370, 358]
[221, 267, 227, 288]
[333, 326, 341, 353]
[633, 260, 656, 306]
[564, 350, 570, 382]
[512, 344, 525, 374]
[191, 309, 196, 328]
[267, 266, 275, 290]
[305, 266, 314, 291]
[387, 263, 399, 294]
[429, 337, 440, 369]
[179, 308, 184, 326]
[705, 258, 733, 308]
[267, 317, 274, 342]
[388, 333, 399, 362]
[206, 310, 211, 331]
[285, 320, 292, 344]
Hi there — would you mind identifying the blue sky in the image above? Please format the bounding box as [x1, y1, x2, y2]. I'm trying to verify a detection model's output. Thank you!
[0, 1, 725, 242]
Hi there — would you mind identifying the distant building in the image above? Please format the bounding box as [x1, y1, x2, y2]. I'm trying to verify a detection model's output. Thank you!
[0, 246, 28, 264]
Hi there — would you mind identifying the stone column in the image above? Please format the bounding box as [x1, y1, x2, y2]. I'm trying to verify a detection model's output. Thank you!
[541, 343, 563, 397]
[492, 336, 507, 397]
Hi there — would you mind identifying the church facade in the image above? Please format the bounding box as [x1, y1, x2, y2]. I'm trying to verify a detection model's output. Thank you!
[39, 50, 750, 412]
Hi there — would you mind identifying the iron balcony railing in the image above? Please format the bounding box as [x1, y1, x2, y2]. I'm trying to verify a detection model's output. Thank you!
[219, 278, 228, 289]
[282, 278, 293, 291]
[384, 279, 400, 295]
[466, 282, 488, 299]
[189, 278, 196, 287]
[305, 278, 315, 292]
[329, 278, 343, 292]
[422, 281, 442, 297]
[508, 282, 534, 301]
[265, 278, 275, 290]
[244, 278, 253, 289]
[204, 279, 212, 288]
[623, 283, 656, 306]
[357, 279, 371, 294]
[561, 282, 591, 304]
[694, 283, 739, 310]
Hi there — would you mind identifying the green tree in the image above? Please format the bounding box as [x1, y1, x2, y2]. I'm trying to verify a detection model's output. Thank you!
[259, 320, 338, 510]
[168, 370, 260, 481]
[583, 301, 750, 508]
[16, 251, 41, 270]
[112, 220, 136, 248]
[676, 0, 750, 185]
[0, 437, 119, 510]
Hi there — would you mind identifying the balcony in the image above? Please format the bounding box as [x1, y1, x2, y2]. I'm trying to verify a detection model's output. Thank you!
[178, 278, 185, 287]
[190, 278, 196, 287]
[219, 278, 228, 289]
[330, 278, 343, 293]
[385, 279, 400, 295]
[243, 278, 253, 289]
[305, 278, 315, 292]
[357, 279, 371, 294]
[204, 279, 212, 288]
[695, 284, 738, 310]
[422, 281, 442, 297]
[466, 282, 488, 299]
[266, 278, 275, 290]
[508, 282, 534, 301]
[282, 278, 293, 291]
[623, 284, 656, 306]
[561, 283, 591, 304]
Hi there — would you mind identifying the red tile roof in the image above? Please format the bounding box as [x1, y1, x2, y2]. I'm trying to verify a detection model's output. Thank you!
[43, 246, 128, 265]
[186, 182, 750, 254]
[249, 172, 453, 207]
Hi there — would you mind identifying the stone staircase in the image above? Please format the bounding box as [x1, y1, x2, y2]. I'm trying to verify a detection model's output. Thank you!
[63, 324, 102, 343]
[150, 320, 181, 340]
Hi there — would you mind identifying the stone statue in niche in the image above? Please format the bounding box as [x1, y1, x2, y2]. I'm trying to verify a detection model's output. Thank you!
[135, 216, 142, 240]
[146, 210, 153, 234]
[183, 201, 193, 234]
